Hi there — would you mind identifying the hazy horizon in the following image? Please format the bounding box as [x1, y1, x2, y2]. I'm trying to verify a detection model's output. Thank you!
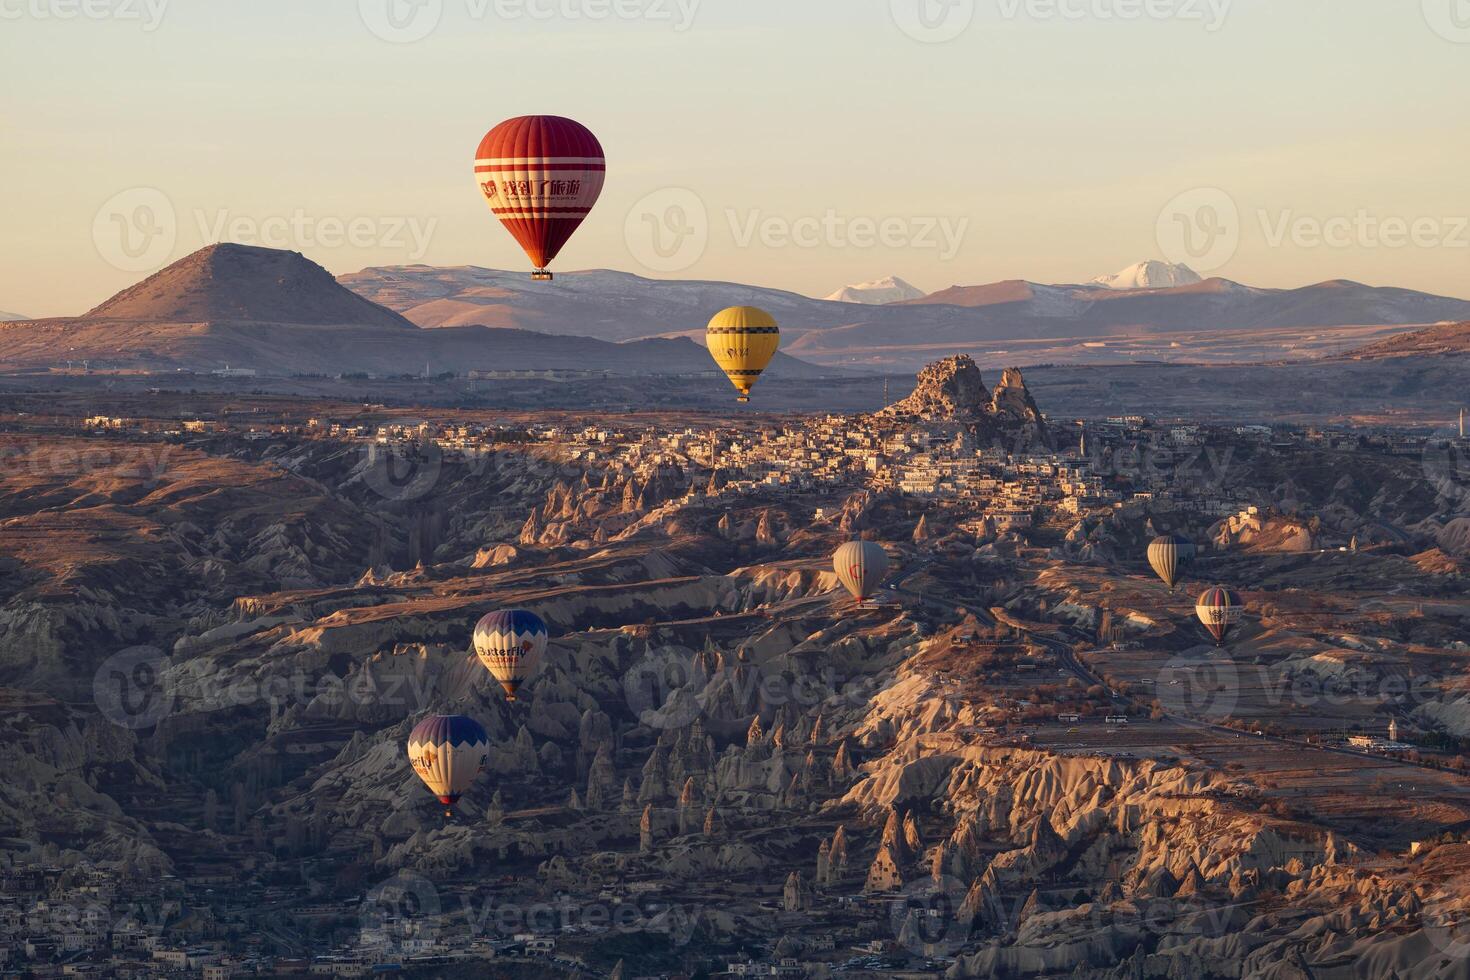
[5, 0, 1470, 317]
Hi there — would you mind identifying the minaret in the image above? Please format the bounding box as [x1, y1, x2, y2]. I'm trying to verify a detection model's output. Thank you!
[1389, 719, 1400, 743]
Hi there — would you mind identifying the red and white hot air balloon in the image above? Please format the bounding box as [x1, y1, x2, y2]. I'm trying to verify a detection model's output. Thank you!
[474, 116, 606, 281]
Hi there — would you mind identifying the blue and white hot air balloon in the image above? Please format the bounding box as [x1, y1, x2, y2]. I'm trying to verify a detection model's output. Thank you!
[406, 714, 489, 810]
[473, 609, 549, 701]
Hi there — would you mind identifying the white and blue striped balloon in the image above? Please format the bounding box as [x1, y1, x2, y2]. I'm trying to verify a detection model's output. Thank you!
[407, 714, 488, 806]
[473, 609, 549, 701]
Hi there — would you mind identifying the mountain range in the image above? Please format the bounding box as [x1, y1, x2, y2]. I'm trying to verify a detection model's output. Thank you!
[4, 247, 1469, 378]
[344, 262, 1470, 370]
[0, 245, 833, 379]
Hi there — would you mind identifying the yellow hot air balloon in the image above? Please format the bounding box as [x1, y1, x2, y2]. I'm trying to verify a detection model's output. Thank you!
[706, 306, 780, 403]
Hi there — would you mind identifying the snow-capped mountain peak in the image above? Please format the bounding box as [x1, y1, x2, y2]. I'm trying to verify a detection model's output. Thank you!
[824, 276, 925, 305]
[1090, 260, 1202, 291]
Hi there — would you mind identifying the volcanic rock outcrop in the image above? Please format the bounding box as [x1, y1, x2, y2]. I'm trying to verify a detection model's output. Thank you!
[879, 355, 1051, 449]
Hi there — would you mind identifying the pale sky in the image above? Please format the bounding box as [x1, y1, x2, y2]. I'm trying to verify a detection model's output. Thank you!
[3, 0, 1468, 318]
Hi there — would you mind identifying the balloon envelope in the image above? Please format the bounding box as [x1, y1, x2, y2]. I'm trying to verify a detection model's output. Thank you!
[834, 541, 890, 601]
[407, 715, 489, 806]
[475, 116, 605, 277]
[1195, 586, 1243, 645]
[706, 306, 780, 402]
[1147, 534, 1196, 590]
[474, 609, 549, 701]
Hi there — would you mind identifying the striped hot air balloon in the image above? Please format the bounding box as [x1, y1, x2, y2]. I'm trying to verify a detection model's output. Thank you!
[474, 116, 606, 281]
[1147, 534, 1196, 590]
[706, 306, 780, 403]
[1195, 586, 1244, 646]
[473, 609, 549, 701]
[407, 715, 489, 809]
[834, 541, 890, 602]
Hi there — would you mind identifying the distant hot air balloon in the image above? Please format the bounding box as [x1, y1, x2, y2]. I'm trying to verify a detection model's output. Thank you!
[473, 609, 549, 701]
[407, 715, 488, 811]
[1147, 534, 1196, 590]
[707, 306, 780, 403]
[834, 541, 890, 602]
[1195, 586, 1244, 646]
[474, 116, 605, 281]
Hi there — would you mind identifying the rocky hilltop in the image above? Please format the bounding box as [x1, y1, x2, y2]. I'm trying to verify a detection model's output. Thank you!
[879, 354, 1051, 448]
[86, 243, 418, 329]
